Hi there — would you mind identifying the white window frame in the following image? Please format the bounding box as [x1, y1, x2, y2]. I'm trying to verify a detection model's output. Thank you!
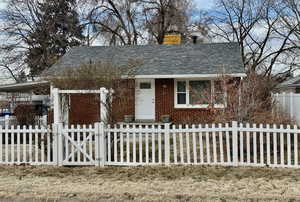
[174, 78, 226, 109]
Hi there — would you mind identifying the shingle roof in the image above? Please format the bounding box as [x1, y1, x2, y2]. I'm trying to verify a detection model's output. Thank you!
[44, 42, 245, 77]
[277, 76, 300, 88]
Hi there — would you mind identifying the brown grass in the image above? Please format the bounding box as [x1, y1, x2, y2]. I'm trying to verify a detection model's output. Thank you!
[0, 165, 300, 201]
[1, 165, 299, 181]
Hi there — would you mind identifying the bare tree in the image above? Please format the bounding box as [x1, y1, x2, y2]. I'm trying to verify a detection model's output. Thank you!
[275, 0, 300, 69]
[140, 0, 192, 44]
[0, 49, 25, 82]
[0, 0, 40, 82]
[210, 0, 299, 81]
[276, 0, 300, 46]
[0, 0, 84, 81]
[82, 0, 142, 45]
[82, 0, 203, 45]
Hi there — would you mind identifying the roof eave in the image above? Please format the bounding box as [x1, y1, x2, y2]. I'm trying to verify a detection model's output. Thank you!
[0, 81, 50, 92]
[277, 84, 300, 89]
[122, 73, 247, 79]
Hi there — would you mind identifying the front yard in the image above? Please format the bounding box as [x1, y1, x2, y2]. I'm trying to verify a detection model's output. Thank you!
[0, 165, 300, 201]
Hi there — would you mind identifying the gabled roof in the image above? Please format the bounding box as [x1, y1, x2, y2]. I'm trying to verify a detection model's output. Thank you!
[44, 42, 246, 78]
[277, 76, 300, 88]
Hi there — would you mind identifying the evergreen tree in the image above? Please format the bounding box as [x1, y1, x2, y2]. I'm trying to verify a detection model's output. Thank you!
[26, 0, 84, 77]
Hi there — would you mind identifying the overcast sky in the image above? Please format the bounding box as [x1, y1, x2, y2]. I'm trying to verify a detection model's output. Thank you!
[196, 0, 215, 9]
[0, 0, 6, 9]
[0, 0, 216, 10]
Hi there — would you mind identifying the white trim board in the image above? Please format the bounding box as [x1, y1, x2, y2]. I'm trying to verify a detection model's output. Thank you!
[58, 90, 101, 94]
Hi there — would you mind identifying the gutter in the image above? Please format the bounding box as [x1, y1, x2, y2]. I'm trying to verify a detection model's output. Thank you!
[122, 73, 247, 79]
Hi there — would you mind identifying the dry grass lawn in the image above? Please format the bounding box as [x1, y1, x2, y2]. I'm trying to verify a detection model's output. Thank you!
[0, 165, 300, 201]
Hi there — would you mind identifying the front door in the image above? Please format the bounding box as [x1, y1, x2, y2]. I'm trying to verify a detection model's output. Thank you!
[135, 79, 155, 121]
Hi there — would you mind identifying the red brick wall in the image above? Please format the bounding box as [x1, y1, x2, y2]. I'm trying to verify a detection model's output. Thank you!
[111, 79, 135, 122]
[67, 79, 135, 125]
[155, 79, 216, 124]
[69, 94, 100, 125]
[64, 78, 217, 124]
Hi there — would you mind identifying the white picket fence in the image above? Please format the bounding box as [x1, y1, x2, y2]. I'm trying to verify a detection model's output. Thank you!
[273, 93, 300, 124]
[0, 122, 300, 168]
[0, 125, 54, 165]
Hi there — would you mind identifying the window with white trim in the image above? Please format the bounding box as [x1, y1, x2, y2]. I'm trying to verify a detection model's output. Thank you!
[175, 79, 225, 108]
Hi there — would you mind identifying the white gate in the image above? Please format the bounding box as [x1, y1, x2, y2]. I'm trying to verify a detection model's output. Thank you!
[60, 125, 97, 165]
[54, 123, 106, 166]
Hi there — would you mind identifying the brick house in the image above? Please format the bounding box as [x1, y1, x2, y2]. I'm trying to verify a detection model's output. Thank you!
[44, 42, 246, 124]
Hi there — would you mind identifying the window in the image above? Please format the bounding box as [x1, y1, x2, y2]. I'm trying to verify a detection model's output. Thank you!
[175, 79, 225, 108]
[177, 81, 186, 104]
[189, 80, 211, 105]
[140, 82, 151, 89]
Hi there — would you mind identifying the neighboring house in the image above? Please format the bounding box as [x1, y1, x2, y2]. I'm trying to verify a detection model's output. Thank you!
[0, 81, 50, 116]
[276, 76, 300, 93]
[0, 42, 246, 124]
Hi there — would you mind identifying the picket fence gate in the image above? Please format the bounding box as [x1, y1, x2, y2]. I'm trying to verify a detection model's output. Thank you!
[0, 121, 300, 168]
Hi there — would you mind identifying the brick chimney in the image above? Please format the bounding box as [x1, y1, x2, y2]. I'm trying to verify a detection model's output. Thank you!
[163, 25, 181, 45]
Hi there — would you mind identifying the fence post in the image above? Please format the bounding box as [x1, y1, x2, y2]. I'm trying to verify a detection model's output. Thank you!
[4, 115, 9, 128]
[42, 115, 47, 126]
[52, 123, 58, 165]
[53, 88, 61, 124]
[100, 88, 108, 123]
[57, 123, 64, 166]
[164, 123, 170, 165]
[99, 122, 106, 167]
[94, 122, 100, 166]
[232, 121, 238, 166]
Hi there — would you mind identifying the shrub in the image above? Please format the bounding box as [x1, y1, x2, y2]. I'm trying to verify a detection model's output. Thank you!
[14, 104, 37, 126]
[212, 72, 296, 125]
